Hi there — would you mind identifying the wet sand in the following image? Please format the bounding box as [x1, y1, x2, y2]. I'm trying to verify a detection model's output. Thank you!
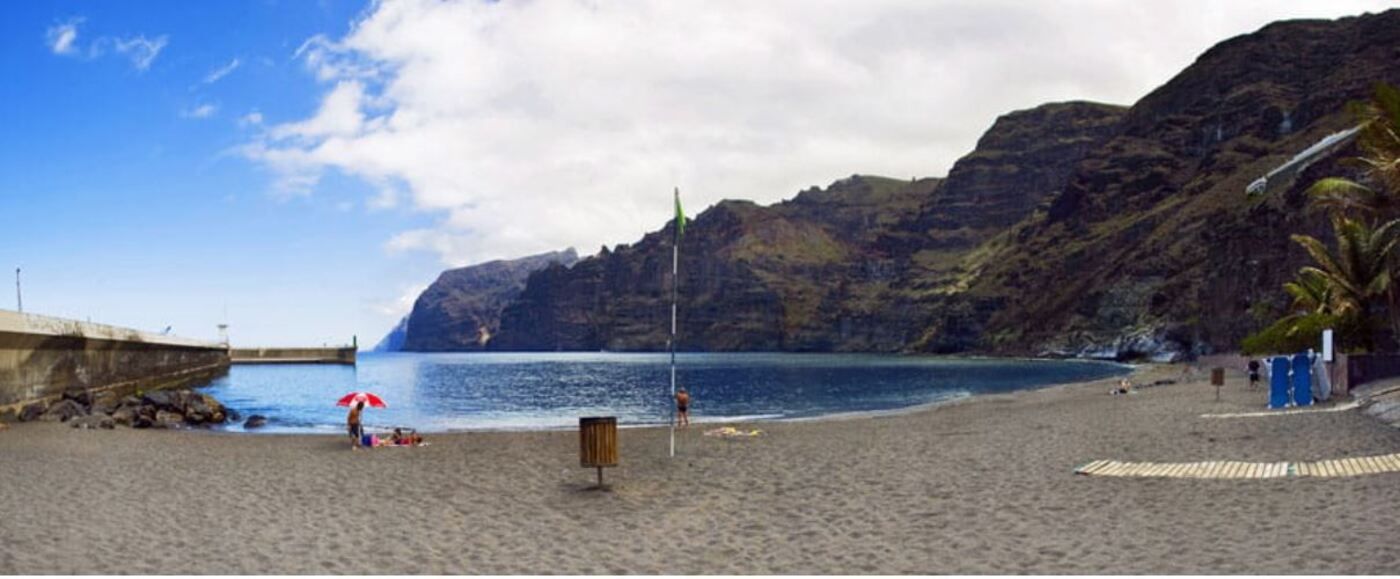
[2, 365, 1399, 574]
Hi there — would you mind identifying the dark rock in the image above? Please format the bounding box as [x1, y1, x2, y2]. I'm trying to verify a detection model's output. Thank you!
[111, 407, 137, 427]
[18, 402, 46, 422]
[225, 408, 241, 422]
[90, 392, 122, 415]
[69, 415, 115, 430]
[184, 394, 227, 424]
[132, 416, 154, 429]
[60, 390, 93, 408]
[154, 410, 185, 429]
[141, 391, 175, 411]
[40, 399, 86, 422]
[243, 415, 268, 429]
[186, 398, 211, 419]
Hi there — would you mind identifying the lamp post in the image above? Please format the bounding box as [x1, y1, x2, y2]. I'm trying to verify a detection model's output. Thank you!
[14, 267, 21, 313]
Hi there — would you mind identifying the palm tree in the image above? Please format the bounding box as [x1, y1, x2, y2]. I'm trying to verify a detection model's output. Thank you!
[1290, 215, 1400, 350]
[1282, 268, 1335, 316]
[1305, 83, 1400, 219]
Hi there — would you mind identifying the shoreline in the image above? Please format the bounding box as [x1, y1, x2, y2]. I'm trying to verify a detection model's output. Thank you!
[210, 356, 1137, 435]
[5, 362, 1399, 573]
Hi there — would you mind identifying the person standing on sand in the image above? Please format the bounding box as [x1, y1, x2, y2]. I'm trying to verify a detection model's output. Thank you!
[348, 401, 365, 450]
[676, 387, 691, 428]
[1248, 359, 1261, 389]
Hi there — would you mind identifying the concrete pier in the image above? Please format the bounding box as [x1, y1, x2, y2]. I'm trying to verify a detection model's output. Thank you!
[0, 309, 229, 416]
[229, 347, 356, 365]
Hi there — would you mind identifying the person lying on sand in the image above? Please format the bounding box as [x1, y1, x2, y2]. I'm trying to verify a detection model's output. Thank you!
[383, 428, 424, 447]
[1111, 378, 1132, 395]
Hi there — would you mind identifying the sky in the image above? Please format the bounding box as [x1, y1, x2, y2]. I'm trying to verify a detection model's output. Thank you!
[0, 0, 1394, 347]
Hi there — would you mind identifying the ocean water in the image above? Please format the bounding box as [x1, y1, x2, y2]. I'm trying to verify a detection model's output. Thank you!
[202, 352, 1130, 433]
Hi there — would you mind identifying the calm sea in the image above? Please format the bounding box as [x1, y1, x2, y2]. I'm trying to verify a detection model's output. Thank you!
[202, 352, 1130, 433]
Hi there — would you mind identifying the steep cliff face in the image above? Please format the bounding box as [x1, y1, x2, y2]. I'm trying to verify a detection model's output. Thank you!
[489, 100, 1128, 352]
[969, 10, 1400, 359]
[916, 101, 1126, 248]
[374, 316, 409, 352]
[399, 249, 578, 351]
[493, 176, 941, 351]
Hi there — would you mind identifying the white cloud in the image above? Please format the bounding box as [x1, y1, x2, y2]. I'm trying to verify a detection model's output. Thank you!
[204, 58, 241, 84]
[43, 19, 168, 72]
[245, 0, 1393, 267]
[239, 110, 264, 127]
[112, 35, 168, 71]
[181, 103, 218, 119]
[46, 18, 82, 55]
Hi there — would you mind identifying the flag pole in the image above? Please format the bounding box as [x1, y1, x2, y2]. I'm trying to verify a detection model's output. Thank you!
[669, 188, 680, 458]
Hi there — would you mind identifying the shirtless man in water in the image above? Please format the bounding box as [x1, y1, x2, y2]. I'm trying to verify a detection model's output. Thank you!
[675, 387, 691, 428]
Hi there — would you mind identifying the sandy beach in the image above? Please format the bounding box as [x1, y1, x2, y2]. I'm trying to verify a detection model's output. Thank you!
[3, 365, 1400, 574]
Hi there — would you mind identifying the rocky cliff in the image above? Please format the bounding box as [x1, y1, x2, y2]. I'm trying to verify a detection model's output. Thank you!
[399, 249, 579, 351]
[374, 316, 409, 352]
[490, 99, 1128, 352]
[970, 10, 1400, 360]
[384, 10, 1400, 360]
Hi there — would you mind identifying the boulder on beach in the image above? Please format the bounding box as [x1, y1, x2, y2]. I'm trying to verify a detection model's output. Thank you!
[111, 407, 137, 427]
[154, 410, 185, 429]
[243, 415, 268, 429]
[141, 391, 176, 411]
[69, 414, 115, 430]
[60, 390, 93, 408]
[19, 402, 47, 422]
[40, 399, 86, 422]
[90, 392, 122, 415]
[132, 415, 154, 429]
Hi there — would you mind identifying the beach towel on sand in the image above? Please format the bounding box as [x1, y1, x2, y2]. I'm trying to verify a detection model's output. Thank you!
[704, 426, 763, 438]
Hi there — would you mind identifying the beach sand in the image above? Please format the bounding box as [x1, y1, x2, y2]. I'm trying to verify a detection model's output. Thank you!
[3, 365, 1400, 574]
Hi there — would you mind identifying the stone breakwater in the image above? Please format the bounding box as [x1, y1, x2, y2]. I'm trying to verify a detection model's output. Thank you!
[18, 387, 237, 430]
[0, 310, 229, 417]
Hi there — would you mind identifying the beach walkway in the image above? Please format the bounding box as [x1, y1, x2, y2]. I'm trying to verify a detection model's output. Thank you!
[1199, 401, 1359, 419]
[1076, 451, 1400, 479]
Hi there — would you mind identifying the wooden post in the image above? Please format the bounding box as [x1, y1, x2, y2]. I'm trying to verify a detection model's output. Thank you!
[1211, 367, 1224, 402]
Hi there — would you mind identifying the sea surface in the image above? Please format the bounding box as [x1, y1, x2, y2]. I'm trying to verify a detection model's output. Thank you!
[203, 352, 1130, 433]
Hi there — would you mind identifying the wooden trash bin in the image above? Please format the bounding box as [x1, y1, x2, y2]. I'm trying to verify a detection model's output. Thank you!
[579, 416, 618, 488]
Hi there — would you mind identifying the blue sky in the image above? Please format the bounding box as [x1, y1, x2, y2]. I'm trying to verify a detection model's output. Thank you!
[0, 0, 443, 346]
[1, 0, 1392, 347]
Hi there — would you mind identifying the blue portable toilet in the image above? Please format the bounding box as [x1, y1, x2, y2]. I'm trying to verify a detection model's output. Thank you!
[1291, 352, 1313, 407]
[1269, 356, 1291, 409]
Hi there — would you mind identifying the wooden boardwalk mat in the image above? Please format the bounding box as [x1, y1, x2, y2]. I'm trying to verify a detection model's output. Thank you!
[1199, 401, 1359, 419]
[1075, 452, 1400, 479]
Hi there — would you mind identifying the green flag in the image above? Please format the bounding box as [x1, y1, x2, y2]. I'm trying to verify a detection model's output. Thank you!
[674, 187, 686, 240]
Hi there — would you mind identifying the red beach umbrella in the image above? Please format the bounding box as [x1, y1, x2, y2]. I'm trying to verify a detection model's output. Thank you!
[336, 391, 387, 409]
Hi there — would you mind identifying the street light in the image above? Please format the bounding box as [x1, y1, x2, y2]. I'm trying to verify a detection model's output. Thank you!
[14, 267, 21, 313]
